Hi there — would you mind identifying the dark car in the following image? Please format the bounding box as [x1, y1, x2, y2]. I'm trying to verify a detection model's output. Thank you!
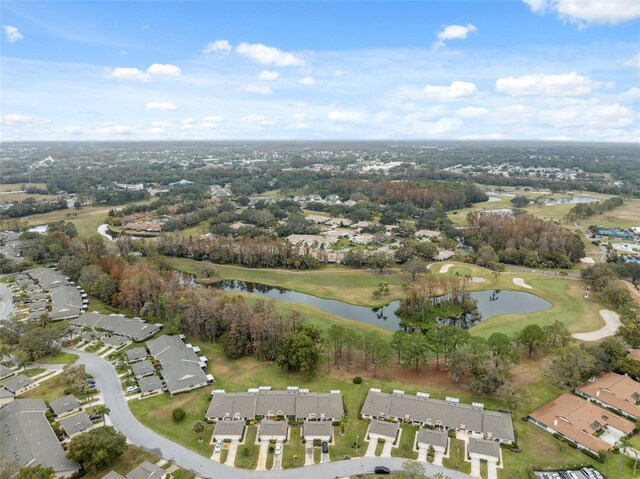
[321, 441, 329, 454]
[374, 466, 390, 475]
[88, 414, 101, 421]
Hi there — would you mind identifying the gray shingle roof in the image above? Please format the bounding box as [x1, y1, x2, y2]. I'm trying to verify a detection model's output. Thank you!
[2, 374, 34, 393]
[303, 420, 332, 438]
[71, 313, 161, 342]
[102, 471, 126, 479]
[258, 420, 288, 438]
[49, 285, 83, 320]
[0, 399, 80, 474]
[0, 388, 14, 399]
[206, 390, 344, 421]
[137, 375, 164, 394]
[132, 360, 155, 377]
[127, 348, 148, 363]
[214, 420, 245, 438]
[126, 460, 165, 479]
[361, 390, 514, 442]
[0, 365, 13, 379]
[468, 437, 500, 459]
[368, 419, 399, 439]
[416, 428, 448, 448]
[58, 411, 94, 436]
[26, 267, 68, 290]
[146, 336, 207, 394]
[104, 335, 129, 348]
[49, 395, 80, 416]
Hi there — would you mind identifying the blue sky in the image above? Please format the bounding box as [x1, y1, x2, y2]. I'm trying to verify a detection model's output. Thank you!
[1, 0, 638, 142]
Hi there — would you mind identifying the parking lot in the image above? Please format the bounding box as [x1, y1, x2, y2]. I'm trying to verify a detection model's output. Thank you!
[534, 468, 605, 479]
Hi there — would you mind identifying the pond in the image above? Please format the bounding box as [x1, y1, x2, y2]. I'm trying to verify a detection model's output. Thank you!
[545, 196, 599, 204]
[211, 280, 551, 330]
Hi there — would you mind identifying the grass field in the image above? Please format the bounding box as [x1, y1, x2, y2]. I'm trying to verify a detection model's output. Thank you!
[282, 426, 305, 468]
[22, 374, 67, 402]
[0, 183, 48, 193]
[235, 426, 259, 469]
[391, 424, 419, 459]
[38, 350, 78, 364]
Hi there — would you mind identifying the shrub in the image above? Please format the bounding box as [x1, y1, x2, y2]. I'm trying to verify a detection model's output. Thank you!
[353, 376, 363, 384]
[172, 407, 186, 422]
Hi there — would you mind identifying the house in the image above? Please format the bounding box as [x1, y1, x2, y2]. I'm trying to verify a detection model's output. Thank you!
[575, 373, 640, 420]
[206, 388, 344, 422]
[103, 335, 129, 349]
[131, 360, 155, 379]
[367, 419, 399, 442]
[303, 420, 333, 442]
[213, 420, 245, 441]
[146, 335, 210, 395]
[529, 393, 635, 454]
[415, 428, 448, 454]
[49, 395, 81, 418]
[137, 375, 164, 397]
[49, 285, 84, 321]
[71, 312, 161, 342]
[0, 364, 14, 381]
[58, 412, 96, 438]
[2, 374, 37, 396]
[127, 461, 167, 479]
[126, 348, 148, 363]
[26, 267, 68, 290]
[0, 399, 80, 477]
[258, 420, 288, 442]
[0, 387, 15, 407]
[102, 472, 126, 479]
[361, 389, 514, 443]
[468, 437, 501, 461]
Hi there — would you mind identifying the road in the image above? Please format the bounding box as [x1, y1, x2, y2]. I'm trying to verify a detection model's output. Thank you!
[68, 347, 472, 479]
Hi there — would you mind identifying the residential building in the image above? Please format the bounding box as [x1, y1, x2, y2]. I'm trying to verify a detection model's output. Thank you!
[258, 420, 288, 442]
[213, 420, 245, 441]
[529, 393, 635, 454]
[0, 364, 14, 381]
[575, 372, 640, 420]
[367, 419, 399, 441]
[302, 420, 333, 442]
[58, 412, 96, 438]
[205, 387, 344, 422]
[0, 399, 80, 477]
[49, 395, 81, 418]
[127, 347, 148, 363]
[137, 375, 164, 397]
[71, 312, 161, 342]
[127, 461, 167, 479]
[2, 374, 37, 396]
[361, 388, 514, 443]
[415, 428, 448, 453]
[131, 360, 155, 379]
[146, 335, 210, 395]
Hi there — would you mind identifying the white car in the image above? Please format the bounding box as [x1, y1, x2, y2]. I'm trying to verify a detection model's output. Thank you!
[124, 386, 139, 393]
[214, 440, 223, 453]
[274, 443, 282, 455]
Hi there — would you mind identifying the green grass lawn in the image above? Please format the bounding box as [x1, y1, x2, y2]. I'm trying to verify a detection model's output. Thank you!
[219, 446, 229, 464]
[38, 351, 78, 364]
[170, 469, 195, 479]
[442, 438, 471, 474]
[313, 446, 321, 463]
[266, 441, 275, 470]
[282, 426, 305, 469]
[81, 445, 159, 479]
[392, 424, 418, 459]
[20, 367, 45, 377]
[21, 373, 67, 402]
[374, 438, 385, 456]
[235, 426, 259, 469]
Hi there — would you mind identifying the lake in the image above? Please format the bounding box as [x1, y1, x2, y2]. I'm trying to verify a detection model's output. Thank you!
[211, 280, 551, 330]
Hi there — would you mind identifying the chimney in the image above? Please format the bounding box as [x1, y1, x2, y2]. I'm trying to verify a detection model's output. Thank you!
[596, 389, 600, 397]
[553, 419, 558, 427]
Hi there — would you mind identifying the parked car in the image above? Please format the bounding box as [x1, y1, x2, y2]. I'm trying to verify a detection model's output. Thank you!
[580, 468, 596, 479]
[214, 440, 223, 453]
[588, 469, 604, 479]
[374, 466, 390, 475]
[275, 443, 282, 455]
[321, 441, 329, 454]
[124, 386, 139, 393]
[88, 414, 101, 421]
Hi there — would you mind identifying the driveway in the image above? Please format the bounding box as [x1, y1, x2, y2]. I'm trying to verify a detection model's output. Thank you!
[67, 347, 474, 479]
[226, 440, 239, 466]
[417, 445, 428, 462]
[304, 444, 314, 466]
[365, 438, 378, 457]
[470, 457, 481, 478]
[256, 441, 270, 471]
[380, 439, 393, 457]
[272, 442, 283, 470]
[487, 458, 498, 479]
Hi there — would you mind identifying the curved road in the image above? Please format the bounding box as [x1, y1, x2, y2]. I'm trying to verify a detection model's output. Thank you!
[68, 348, 471, 479]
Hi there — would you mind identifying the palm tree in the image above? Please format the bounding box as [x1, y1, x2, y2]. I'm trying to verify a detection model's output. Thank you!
[619, 436, 631, 472]
[93, 405, 110, 425]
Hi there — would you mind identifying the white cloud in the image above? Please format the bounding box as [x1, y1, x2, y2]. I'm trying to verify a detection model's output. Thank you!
[146, 63, 181, 76]
[620, 87, 640, 102]
[182, 117, 196, 125]
[2, 25, 24, 43]
[202, 115, 224, 123]
[147, 127, 166, 134]
[236, 42, 304, 67]
[202, 39, 232, 54]
[258, 70, 279, 81]
[523, 0, 640, 25]
[1, 113, 50, 125]
[285, 122, 310, 130]
[151, 121, 169, 127]
[456, 106, 489, 118]
[540, 101, 636, 128]
[244, 84, 273, 95]
[328, 111, 365, 122]
[99, 125, 132, 135]
[293, 113, 316, 121]
[105, 63, 181, 82]
[422, 81, 479, 100]
[299, 76, 315, 85]
[146, 102, 177, 111]
[433, 23, 477, 49]
[495, 72, 600, 96]
[105, 67, 151, 82]
[624, 53, 640, 69]
[240, 115, 274, 126]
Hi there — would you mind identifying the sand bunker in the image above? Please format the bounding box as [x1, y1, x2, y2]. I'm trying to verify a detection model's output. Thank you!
[439, 263, 454, 273]
[513, 278, 532, 289]
[573, 310, 622, 341]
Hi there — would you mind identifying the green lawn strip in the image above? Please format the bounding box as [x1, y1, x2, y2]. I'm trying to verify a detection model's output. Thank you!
[266, 441, 275, 470]
[128, 388, 214, 456]
[442, 438, 471, 474]
[282, 426, 305, 469]
[235, 426, 259, 469]
[81, 445, 159, 479]
[219, 447, 229, 464]
[313, 446, 321, 463]
[38, 351, 78, 364]
[20, 367, 46, 377]
[170, 469, 196, 479]
[374, 438, 385, 456]
[166, 257, 409, 307]
[391, 424, 418, 459]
